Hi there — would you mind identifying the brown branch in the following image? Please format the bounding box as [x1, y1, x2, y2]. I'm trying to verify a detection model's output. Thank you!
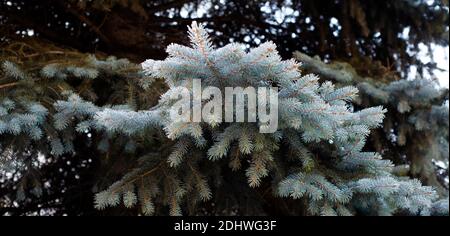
[0, 82, 18, 89]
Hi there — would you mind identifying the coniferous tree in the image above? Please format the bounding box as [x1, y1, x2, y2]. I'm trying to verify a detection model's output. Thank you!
[2, 22, 446, 215]
[294, 51, 449, 197]
[0, 0, 448, 216]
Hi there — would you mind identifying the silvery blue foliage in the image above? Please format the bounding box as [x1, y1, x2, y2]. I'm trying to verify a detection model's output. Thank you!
[87, 22, 444, 215]
[2, 61, 29, 80]
[294, 50, 449, 201]
[94, 108, 162, 135]
[431, 197, 449, 216]
[0, 99, 48, 140]
[1, 22, 447, 216]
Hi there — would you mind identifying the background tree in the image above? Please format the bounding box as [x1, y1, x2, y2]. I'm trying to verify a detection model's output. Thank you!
[0, 0, 448, 215]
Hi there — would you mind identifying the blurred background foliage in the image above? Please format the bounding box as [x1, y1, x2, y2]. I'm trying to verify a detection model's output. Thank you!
[0, 0, 448, 215]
